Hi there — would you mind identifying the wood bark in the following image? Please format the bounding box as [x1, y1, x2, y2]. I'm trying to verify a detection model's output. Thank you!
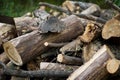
[67, 45, 115, 80]
[40, 62, 79, 71]
[3, 15, 84, 66]
[57, 54, 83, 65]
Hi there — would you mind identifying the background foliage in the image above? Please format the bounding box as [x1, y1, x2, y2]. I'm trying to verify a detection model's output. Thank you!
[0, 0, 120, 17]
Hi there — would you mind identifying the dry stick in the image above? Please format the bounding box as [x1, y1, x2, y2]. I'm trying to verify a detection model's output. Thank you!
[0, 61, 72, 78]
[106, 0, 120, 13]
[57, 54, 83, 65]
[39, 2, 106, 24]
[44, 42, 68, 47]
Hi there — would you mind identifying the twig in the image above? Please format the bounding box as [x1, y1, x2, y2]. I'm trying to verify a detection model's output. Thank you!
[44, 42, 68, 47]
[39, 2, 106, 24]
[0, 61, 72, 78]
[106, 0, 120, 13]
[74, 13, 106, 24]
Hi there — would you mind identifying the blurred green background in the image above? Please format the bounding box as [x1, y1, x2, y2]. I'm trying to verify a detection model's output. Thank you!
[0, 0, 120, 17]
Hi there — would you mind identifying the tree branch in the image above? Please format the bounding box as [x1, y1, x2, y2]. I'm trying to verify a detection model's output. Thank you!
[0, 61, 72, 78]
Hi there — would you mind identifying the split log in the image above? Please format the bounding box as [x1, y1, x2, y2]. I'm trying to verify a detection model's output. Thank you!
[67, 45, 115, 80]
[82, 40, 102, 62]
[57, 54, 83, 65]
[3, 15, 84, 66]
[80, 22, 101, 43]
[102, 14, 120, 39]
[60, 38, 82, 54]
[40, 62, 79, 71]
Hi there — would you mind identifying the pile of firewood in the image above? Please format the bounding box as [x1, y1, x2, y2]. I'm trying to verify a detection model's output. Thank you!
[1, 0, 120, 80]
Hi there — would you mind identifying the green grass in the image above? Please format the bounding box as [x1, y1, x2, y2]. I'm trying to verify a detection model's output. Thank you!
[0, 0, 119, 17]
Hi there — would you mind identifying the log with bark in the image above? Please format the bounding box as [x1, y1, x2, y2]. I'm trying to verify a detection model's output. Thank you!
[3, 15, 84, 66]
[40, 62, 79, 71]
[67, 45, 115, 80]
[57, 54, 83, 65]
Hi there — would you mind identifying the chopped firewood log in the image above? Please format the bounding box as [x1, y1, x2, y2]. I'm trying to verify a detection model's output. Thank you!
[62, 1, 75, 12]
[57, 54, 83, 65]
[60, 39, 82, 54]
[40, 62, 79, 71]
[3, 15, 84, 66]
[102, 14, 120, 39]
[67, 45, 115, 80]
[106, 59, 120, 74]
[80, 22, 102, 43]
[81, 4, 101, 16]
[82, 40, 102, 62]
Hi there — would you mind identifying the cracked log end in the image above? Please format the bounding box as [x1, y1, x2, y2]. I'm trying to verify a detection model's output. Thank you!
[102, 14, 120, 39]
[107, 59, 120, 74]
[3, 41, 23, 66]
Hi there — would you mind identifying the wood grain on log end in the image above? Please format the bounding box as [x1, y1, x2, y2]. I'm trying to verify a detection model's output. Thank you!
[3, 41, 23, 66]
[102, 14, 120, 39]
[107, 59, 120, 74]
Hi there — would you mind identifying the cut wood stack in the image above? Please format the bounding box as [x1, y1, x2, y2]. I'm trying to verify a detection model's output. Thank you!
[0, 0, 120, 80]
